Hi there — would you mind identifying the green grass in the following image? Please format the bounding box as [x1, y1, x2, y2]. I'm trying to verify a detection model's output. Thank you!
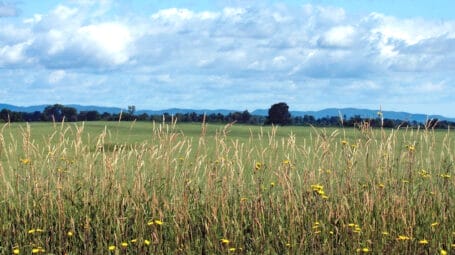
[0, 121, 454, 254]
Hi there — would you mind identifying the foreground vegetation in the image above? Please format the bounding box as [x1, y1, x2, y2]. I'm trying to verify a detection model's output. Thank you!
[0, 121, 454, 254]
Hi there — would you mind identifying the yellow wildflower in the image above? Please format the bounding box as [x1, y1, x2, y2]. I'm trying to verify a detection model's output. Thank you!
[108, 245, 116, 251]
[144, 240, 151, 246]
[382, 231, 389, 236]
[121, 242, 128, 248]
[28, 228, 44, 234]
[31, 247, 44, 254]
[440, 249, 447, 255]
[67, 231, 73, 237]
[406, 144, 415, 152]
[431, 222, 439, 227]
[148, 219, 163, 226]
[419, 170, 430, 178]
[220, 238, 230, 245]
[20, 158, 31, 165]
[440, 174, 451, 178]
[311, 184, 324, 191]
[341, 140, 348, 145]
[255, 162, 262, 171]
[13, 248, 20, 254]
[130, 239, 137, 243]
[356, 247, 370, 253]
[270, 182, 275, 188]
[397, 235, 411, 241]
[229, 248, 236, 252]
[282, 159, 290, 165]
[418, 239, 429, 245]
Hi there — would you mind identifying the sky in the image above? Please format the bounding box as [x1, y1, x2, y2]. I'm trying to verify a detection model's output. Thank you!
[1, 0, 455, 117]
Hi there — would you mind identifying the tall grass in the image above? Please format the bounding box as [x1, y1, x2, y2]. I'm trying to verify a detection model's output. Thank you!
[0, 121, 454, 254]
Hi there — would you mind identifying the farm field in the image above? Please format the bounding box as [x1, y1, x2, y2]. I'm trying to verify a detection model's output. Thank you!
[0, 121, 454, 254]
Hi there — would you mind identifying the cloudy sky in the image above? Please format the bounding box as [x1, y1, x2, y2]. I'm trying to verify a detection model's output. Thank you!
[1, 0, 454, 116]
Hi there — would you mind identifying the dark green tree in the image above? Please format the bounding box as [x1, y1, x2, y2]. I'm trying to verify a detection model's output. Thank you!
[43, 104, 64, 121]
[266, 102, 291, 125]
[62, 106, 78, 122]
[0, 109, 11, 122]
[266, 103, 292, 126]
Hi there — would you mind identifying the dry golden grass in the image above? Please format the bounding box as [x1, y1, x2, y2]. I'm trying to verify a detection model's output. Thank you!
[0, 121, 454, 254]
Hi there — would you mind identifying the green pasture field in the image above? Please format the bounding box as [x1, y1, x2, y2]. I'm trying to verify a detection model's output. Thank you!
[0, 121, 454, 254]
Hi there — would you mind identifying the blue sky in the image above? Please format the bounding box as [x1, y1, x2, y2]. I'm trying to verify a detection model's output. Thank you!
[1, 0, 455, 117]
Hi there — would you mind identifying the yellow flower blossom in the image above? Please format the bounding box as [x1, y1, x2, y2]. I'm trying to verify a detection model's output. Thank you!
[20, 158, 31, 165]
[311, 184, 324, 191]
[382, 231, 389, 236]
[148, 219, 164, 226]
[130, 239, 137, 243]
[406, 144, 415, 152]
[357, 247, 370, 253]
[144, 240, 151, 246]
[108, 245, 116, 251]
[31, 247, 44, 254]
[341, 140, 348, 145]
[28, 228, 44, 234]
[397, 235, 411, 241]
[67, 231, 73, 237]
[431, 222, 439, 227]
[121, 242, 128, 248]
[220, 238, 230, 245]
[418, 239, 429, 245]
[229, 248, 236, 252]
[13, 248, 20, 254]
[255, 162, 262, 171]
[440, 249, 447, 255]
[270, 182, 275, 187]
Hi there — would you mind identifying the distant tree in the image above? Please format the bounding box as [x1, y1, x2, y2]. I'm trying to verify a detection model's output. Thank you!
[241, 110, 251, 123]
[128, 105, 136, 115]
[0, 109, 11, 122]
[79, 111, 101, 121]
[62, 106, 78, 122]
[266, 102, 291, 125]
[43, 104, 64, 121]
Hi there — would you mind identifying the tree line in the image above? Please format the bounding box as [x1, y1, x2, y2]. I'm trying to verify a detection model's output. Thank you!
[0, 103, 453, 129]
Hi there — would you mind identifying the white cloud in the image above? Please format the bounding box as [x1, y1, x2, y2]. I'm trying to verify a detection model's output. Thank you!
[48, 70, 66, 84]
[77, 22, 133, 65]
[0, 41, 31, 66]
[319, 25, 356, 48]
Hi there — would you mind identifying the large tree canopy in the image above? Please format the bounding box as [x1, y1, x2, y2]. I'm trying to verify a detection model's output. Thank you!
[266, 102, 291, 125]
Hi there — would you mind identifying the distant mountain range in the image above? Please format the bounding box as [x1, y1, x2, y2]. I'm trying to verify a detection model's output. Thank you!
[1, 103, 454, 123]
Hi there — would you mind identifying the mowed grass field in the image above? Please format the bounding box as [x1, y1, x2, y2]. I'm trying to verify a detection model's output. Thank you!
[0, 121, 454, 254]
